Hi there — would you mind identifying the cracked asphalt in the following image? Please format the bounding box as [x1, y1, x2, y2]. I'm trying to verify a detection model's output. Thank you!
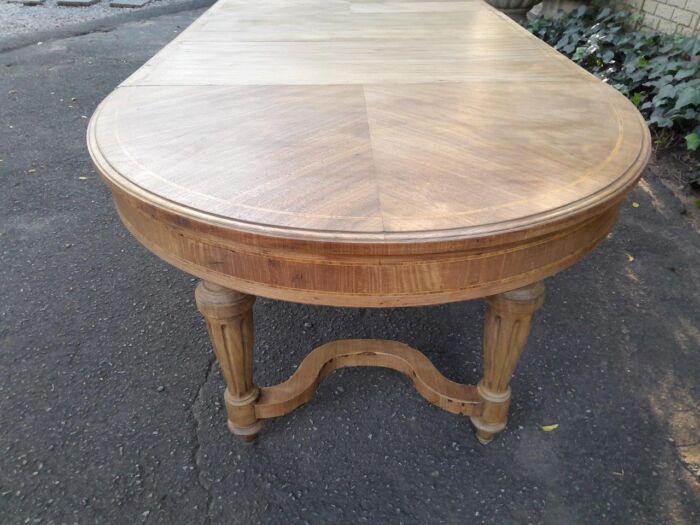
[1, 7, 699, 525]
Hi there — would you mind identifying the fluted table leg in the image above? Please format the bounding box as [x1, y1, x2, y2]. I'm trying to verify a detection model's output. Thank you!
[470, 282, 545, 444]
[195, 281, 262, 442]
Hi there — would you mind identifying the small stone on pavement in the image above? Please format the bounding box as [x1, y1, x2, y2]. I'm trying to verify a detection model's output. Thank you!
[110, 0, 152, 6]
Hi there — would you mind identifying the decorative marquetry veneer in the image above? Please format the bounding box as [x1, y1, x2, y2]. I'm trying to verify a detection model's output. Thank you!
[88, 0, 650, 444]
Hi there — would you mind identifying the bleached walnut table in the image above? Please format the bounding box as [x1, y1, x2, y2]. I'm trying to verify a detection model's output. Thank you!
[88, 0, 650, 444]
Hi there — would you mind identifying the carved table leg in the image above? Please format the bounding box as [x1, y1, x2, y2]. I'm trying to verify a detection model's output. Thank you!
[195, 281, 262, 442]
[470, 281, 545, 444]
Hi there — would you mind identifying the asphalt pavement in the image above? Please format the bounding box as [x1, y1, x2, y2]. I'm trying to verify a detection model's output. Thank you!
[0, 8, 699, 524]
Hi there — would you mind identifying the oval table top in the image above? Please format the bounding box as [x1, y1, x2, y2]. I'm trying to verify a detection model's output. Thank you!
[88, 0, 650, 306]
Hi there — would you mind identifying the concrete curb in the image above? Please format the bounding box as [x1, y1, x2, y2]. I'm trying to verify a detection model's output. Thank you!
[0, 0, 215, 53]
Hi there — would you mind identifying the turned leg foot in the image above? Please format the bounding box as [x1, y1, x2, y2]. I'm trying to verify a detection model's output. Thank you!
[471, 281, 545, 444]
[195, 281, 262, 442]
[475, 430, 495, 445]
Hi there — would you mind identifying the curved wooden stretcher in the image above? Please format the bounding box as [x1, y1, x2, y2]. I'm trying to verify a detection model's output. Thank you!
[88, 0, 650, 444]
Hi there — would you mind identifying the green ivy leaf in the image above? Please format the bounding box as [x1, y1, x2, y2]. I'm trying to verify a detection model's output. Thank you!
[686, 133, 700, 151]
[596, 7, 612, 20]
[673, 86, 700, 111]
[573, 47, 587, 61]
[649, 111, 673, 128]
[681, 108, 698, 120]
[573, 5, 587, 18]
[631, 93, 643, 107]
[659, 42, 674, 54]
[656, 83, 678, 99]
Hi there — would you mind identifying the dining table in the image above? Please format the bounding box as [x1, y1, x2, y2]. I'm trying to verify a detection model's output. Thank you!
[87, 0, 650, 444]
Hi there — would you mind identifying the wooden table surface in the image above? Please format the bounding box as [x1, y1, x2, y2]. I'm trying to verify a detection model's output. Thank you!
[88, 0, 650, 307]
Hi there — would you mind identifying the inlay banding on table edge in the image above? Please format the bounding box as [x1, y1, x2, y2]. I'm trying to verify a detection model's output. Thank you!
[254, 339, 483, 419]
[110, 187, 620, 307]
